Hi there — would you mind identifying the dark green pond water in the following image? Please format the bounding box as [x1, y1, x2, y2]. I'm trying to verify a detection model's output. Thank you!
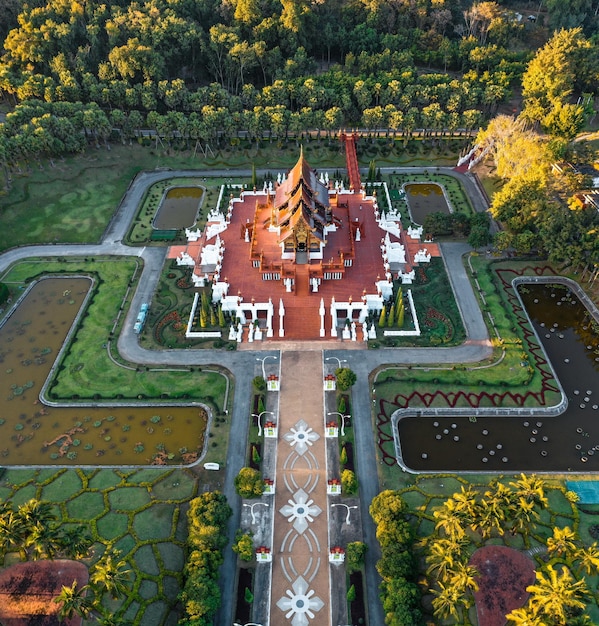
[404, 182, 450, 225]
[0, 278, 206, 466]
[153, 186, 204, 230]
[399, 282, 599, 472]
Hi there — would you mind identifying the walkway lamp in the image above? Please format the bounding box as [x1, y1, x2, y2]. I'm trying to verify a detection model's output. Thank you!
[328, 411, 350, 437]
[331, 503, 358, 526]
[325, 356, 347, 369]
[256, 355, 278, 380]
[243, 502, 269, 525]
[251, 410, 275, 437]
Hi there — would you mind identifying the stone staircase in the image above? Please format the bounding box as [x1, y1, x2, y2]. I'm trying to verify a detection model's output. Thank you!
[280, 303, 322, 340]
[343, 133, 361, 191]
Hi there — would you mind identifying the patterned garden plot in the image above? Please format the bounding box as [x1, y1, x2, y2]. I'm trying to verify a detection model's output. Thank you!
[378, 264, 599, 472]
[0, 467, 195, 626]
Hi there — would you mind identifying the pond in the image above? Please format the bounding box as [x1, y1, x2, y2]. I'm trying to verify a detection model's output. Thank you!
[153, 186, 204, 230]
[404, 182, 451, 225]
[397, 281, 599, 473]
[0, 277, 207, 466]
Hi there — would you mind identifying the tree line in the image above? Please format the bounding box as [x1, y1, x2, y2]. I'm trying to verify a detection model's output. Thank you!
[0, 0, 587, 183]
[178, 491, 232, 626]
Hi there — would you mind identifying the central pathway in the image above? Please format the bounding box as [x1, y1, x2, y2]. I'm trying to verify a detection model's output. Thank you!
[271, 351, 330, 626]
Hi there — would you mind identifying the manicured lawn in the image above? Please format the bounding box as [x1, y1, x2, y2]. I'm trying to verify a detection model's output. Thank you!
[370, 257, 467, 348]
[357, 136, 467, 167]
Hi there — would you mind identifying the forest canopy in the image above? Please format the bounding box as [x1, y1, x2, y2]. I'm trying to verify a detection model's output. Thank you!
[0, 1, 598, 273]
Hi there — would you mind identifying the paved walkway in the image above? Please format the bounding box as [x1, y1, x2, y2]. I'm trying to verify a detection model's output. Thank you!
[271, 351, 330, 626]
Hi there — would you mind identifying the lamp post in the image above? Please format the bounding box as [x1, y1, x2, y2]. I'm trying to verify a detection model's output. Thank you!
[256, 355, 278, 380]
[325, 356, 347, 370]
[243, 502, 269, 525]
[251, 410, 275, 436]
[331, 503, 358, 526]
[328, 411, 350, 437]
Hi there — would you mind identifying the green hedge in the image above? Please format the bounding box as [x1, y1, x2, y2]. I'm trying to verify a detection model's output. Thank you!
[179, 492, 232, 626]
[0, 282, 9, 305]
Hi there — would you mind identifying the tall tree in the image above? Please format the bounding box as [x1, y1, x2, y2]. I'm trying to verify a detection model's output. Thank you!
[521, 28, 596, 125]
[90, 550, 131, 600]
[526, 565, 589, 623]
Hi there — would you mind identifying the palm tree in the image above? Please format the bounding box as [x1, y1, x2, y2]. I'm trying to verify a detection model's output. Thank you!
[546, 526, 578, 559]
[449, 561, 479, 595]
[425, 536, 469, 580]
[474, 481, 513, 538]
[17, 499, 55, 531]
[432, 500, 467, 541]
[0, 510, 26, 562]
[527, 565, 589, 624]
[452, 485, 480, 520]
[509, 497, 539, 536]
[90, 550, 131, 600]
[24, 523, 62, 560]
[431, 581, 465, 621]
[510, 474, 548, 508]
[59, 525, 93, 560]
[53, 581, 95, 623]
[506, 606, 548, 625]
[576, 543, 599, 576]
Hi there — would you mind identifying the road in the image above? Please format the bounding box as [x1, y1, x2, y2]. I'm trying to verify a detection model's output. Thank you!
[0, 167, 491, 626]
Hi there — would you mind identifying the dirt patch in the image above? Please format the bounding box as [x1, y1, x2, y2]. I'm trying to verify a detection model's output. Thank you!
[0, 559, 88, 626]
[469, 545, 535, 626]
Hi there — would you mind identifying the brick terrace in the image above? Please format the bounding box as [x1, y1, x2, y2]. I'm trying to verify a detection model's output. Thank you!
[169, 183, 441, 341]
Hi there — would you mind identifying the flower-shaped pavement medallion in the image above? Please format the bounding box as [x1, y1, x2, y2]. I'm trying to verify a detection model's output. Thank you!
[279, 488, 322, 534]
[276, 576, 324, 626]
[283, 419, 320, 455]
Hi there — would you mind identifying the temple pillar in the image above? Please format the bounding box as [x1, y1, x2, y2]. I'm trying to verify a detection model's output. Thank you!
[279, 299, 285, 337]
[330, 297, 337, 337]
[267, 298, 274, 338]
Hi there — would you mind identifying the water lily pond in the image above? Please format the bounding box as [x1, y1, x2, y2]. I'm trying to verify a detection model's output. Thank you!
[0, 277, 207, 466]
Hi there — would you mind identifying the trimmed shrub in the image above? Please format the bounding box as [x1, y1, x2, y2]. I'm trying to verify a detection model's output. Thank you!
[234, 467, 264, 498]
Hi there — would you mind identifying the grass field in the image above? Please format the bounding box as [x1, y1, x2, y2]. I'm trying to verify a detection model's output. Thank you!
[0, 139, 465, 252]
